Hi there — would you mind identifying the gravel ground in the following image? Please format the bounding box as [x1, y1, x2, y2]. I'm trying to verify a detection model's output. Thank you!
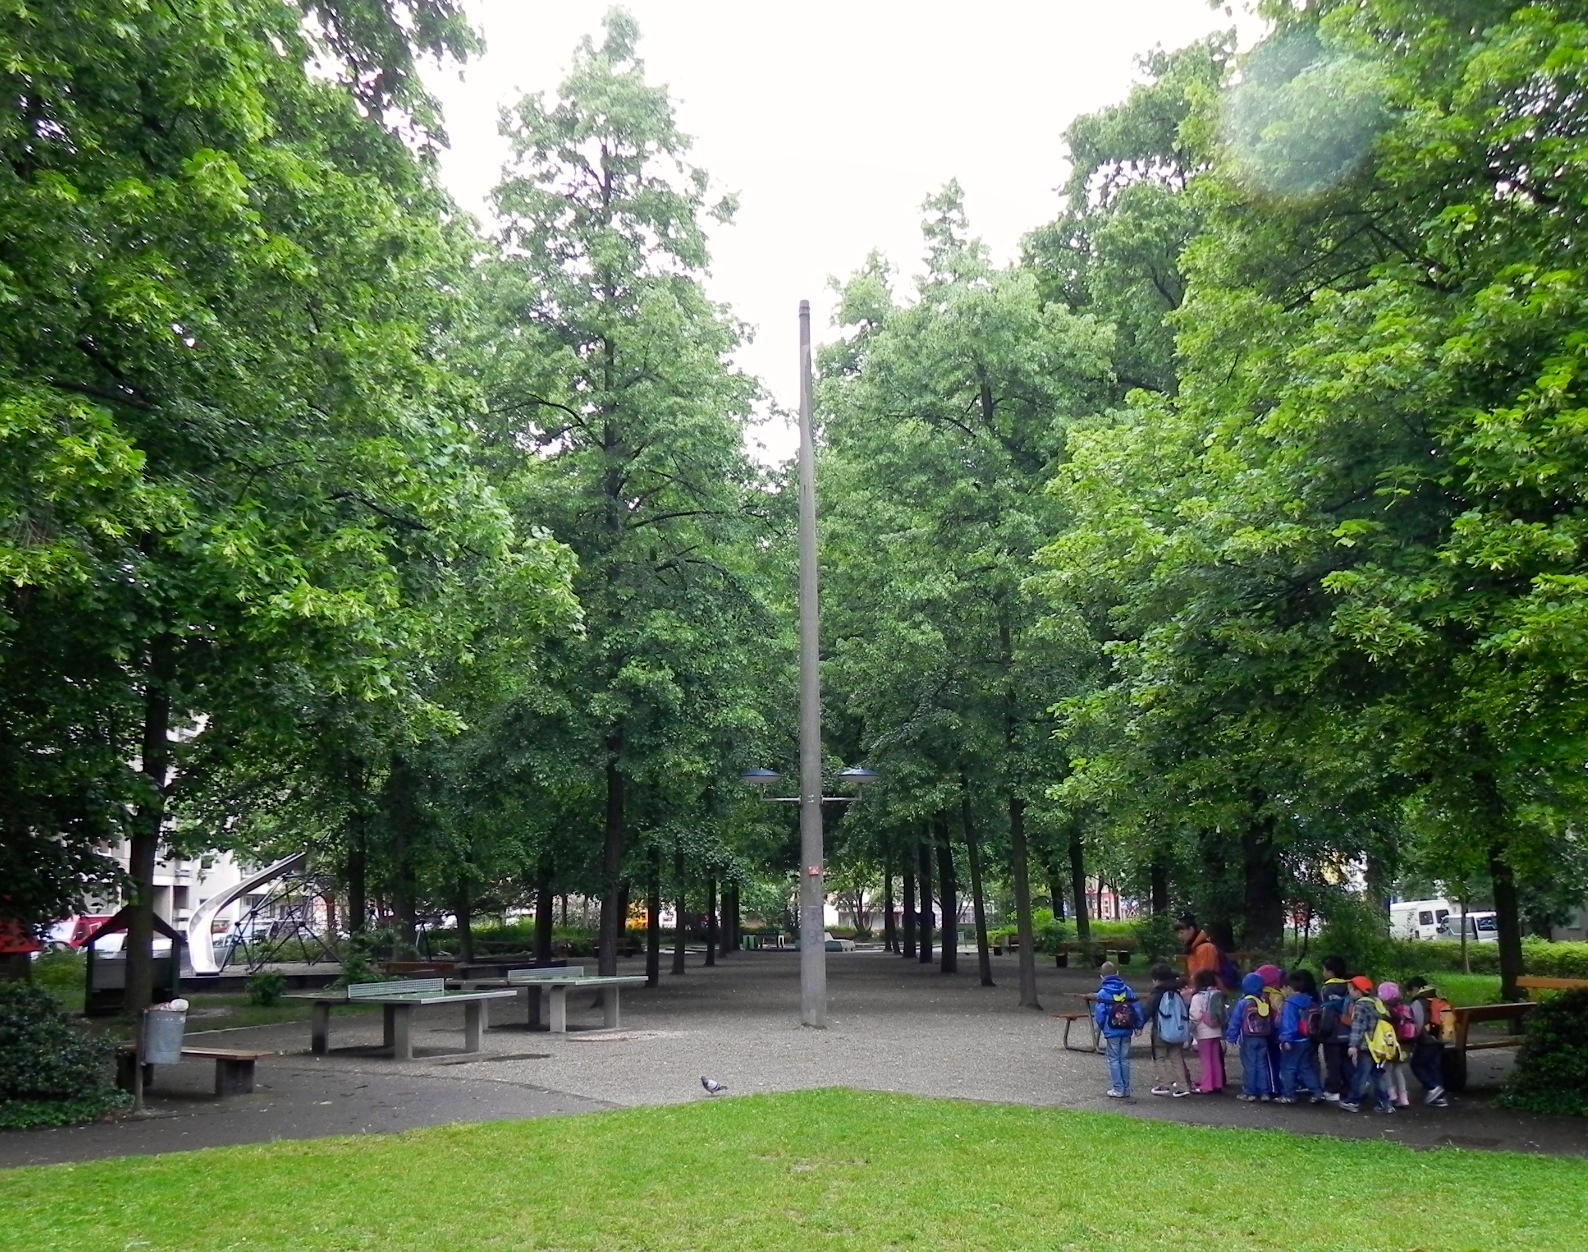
[4, 950, 1584, 1167]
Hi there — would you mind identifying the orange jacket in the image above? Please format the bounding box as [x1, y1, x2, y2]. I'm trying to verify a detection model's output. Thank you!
[1186, 931, 1223, 988]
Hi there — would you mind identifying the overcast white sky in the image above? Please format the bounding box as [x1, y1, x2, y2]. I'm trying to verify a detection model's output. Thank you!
[427, 1, 1255, 458]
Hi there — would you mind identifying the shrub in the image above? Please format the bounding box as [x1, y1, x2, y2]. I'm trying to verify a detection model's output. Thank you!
[1315, 895, 1398, 976]
[31, 949, 85, 992]
[1133, 913, 1178, 963]
[335, 933, 387, 987]
[1499, 989, 1588, 1116]
[0, 982, 128, 1129]
[1034, 914, 1068, 954]
[246, 972, 287, 1006]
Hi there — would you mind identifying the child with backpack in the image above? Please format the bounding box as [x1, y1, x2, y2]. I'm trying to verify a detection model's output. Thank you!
[1379, 982, 1417, 1108]
[1276, 968, 1326, 1103]
[1405, 976, 1450, 1106]
[1093, 961, 1145, 1099]
[1257, 963, 1287, 1094]
[1226, 972, 1276, 1101]
[1317, 956, 1353, 1102]
[1343, 975, 1397, 1113]
[1145, 962, 1193, 1097]
[1188, 968, 1226, 1094]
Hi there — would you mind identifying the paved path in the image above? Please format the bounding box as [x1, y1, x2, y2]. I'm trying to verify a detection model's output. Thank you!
[3, 951, 1584, 1167]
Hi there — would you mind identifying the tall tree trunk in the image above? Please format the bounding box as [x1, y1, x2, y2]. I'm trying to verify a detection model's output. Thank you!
[597, 736, 626, 977]
[722, 880, 738, 956]
[1240, 805, 1285, 953]
[646, 846, 661, 987]
[704, 870, 717, 968]
[535, 854, 555, 963]
[1149, 861, 1170, 917]
[1489, 849, 1523, 1000]
[882, 855, 896, 953]
[959, 779, 993, 987]
[671, 841, 687, 976]
[1009, 795, 1039, 1008]
[1475, 762, 1525, 999]
[1068, 826, 1091, 945]
[126, 635, 174, 1015]
[1047, 856, 1067, 922]
[384, 755, 420, 948]
[936, 813, 957, 974]
[346, 811, 368, 938]
[917, 837, 934, 964]
[1203, 831, 1237, 951]
[901, 854, 917, 959]
[453, 877, 474, 963]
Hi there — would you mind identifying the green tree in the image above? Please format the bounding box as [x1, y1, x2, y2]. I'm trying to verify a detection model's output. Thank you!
[478, 10, 769, 976]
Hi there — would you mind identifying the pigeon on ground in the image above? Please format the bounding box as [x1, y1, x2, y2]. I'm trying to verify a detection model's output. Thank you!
[701, 1076, 727, 1096]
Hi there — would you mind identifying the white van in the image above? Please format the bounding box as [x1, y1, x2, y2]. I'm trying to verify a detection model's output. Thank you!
[1389, 899, 1452, 941]
[1437, 911, 1500, 943]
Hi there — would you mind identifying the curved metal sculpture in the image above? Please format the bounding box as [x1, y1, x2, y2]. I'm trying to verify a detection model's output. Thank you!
[186, 850, 307, 975]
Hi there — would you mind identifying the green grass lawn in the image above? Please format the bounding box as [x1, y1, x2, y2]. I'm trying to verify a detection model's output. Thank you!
[1, 1089, 1582, 1251]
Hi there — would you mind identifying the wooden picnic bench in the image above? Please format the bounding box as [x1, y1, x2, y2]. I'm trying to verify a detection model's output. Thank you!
[1050, 1010, 1101, 1053]
[1441, 1001, 1536, 1092]
[1056, 941, 1137, 968]
[1516, 976, 1588, 997]
[452, 966, 648, 1032]
[117, 1045, 275, 1097]
[283, 978, 517, 1060]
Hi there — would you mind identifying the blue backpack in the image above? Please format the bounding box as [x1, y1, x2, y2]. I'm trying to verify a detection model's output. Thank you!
[1156, 991, 1191, 1046]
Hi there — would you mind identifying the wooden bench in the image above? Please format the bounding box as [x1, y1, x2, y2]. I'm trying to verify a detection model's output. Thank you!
[1516, 976, 1588, 997]
[1050, 1010, 1101, 1053]
[117, 1045, 274, 1097]
[1056, 941, 1137, 968]
[283, 977, 517, 1060]
[1442, 1001, 1536, 1091]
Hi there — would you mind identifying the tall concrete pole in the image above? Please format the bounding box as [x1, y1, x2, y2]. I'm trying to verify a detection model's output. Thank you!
[797, 299, 826, 1028]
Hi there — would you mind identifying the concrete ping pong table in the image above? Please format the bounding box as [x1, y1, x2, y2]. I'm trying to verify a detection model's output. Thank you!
[451, 966, 648, 1032]
[285, 978, 518, 1060]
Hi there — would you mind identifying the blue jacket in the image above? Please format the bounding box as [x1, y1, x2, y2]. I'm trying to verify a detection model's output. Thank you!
[1094, 976, 1144, 1038]
[1279, 992, 1316, 1044]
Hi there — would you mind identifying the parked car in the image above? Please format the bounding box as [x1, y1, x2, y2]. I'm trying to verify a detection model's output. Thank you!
[86, 931, 173, 957]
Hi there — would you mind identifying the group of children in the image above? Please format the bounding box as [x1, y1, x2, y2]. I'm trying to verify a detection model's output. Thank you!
[1091, 955, 1451, 1113]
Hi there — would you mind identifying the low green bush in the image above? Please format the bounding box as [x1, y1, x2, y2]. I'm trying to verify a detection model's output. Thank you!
[1034, 912, 1068, 954]
[30, 949, 85, 991]
[246, 971, 287, 1006]
[1315, 895, 1399, 976]
[0, 981, 128, 1129]
[1499, 989, 1588, 1116]
[1132, 913, 1178, 962]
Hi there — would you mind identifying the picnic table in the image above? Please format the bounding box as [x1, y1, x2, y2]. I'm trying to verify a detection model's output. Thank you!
[450, 966, 648, 1033]
[283, 978, 517, 1060]
[1051, 992, 1105, 1053]
[1441, 1001, 1535, 1092]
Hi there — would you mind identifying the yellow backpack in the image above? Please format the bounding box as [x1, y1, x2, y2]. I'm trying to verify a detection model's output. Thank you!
[1363, 998, 1401, 1065]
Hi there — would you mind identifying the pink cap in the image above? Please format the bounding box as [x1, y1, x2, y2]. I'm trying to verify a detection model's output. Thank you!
[1378, 981, 1400, 1001]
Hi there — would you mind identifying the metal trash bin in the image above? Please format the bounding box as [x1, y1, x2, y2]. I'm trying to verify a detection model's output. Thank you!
[141, 1007, 187, 1066]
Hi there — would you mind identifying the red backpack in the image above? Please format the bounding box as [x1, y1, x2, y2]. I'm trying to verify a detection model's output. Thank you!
[1389, 1000, 1418, 1043]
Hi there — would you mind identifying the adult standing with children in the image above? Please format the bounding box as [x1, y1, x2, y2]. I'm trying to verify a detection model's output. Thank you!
[1175, 914, 1228, 990]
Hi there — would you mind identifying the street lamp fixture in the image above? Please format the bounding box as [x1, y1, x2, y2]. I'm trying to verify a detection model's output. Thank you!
[740, 766, 880, 805]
